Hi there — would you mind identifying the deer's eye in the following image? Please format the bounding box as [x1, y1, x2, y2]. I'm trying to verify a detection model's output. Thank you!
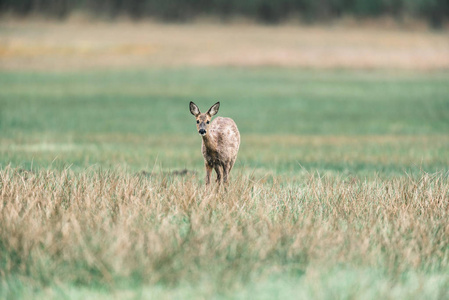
[196, 120, 199, 124]
[207, 121, 210, 124]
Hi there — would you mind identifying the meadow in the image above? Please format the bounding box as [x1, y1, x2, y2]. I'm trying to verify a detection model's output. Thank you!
[1, 21, 449, 299]
[1, 67, 449, 299]
[2, 68, 449, 176]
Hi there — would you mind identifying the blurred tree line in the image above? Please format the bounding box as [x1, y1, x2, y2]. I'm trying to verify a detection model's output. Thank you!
[1, 0, 447, 28]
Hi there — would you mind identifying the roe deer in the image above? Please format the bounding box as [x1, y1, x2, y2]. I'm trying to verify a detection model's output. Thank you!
[189, 102, 240, 185]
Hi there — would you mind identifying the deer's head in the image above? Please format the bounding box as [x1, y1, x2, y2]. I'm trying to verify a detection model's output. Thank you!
[189, 102, 220, 136]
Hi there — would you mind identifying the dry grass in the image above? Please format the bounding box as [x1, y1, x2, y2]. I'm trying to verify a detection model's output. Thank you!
[1, 20, 448, 71]
[1, 166, 449, 297]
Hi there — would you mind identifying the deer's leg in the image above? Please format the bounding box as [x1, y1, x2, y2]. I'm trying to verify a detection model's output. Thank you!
[229, 158, 236, 173]
[222, 162, 230, 183]
[205, 162, 212, 185]
[214, 165, 222, 184]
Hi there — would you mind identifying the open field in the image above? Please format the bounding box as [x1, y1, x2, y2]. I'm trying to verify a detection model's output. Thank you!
[1, 21, 449, 299]
[1, 21, 449, 70]
[1, 68, 449, 177]
[1, 67, 449, 298]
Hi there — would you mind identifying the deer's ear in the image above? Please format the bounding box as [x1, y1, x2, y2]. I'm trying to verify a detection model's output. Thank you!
[190, 102, 200, 116]
[207, 102, 220, 117]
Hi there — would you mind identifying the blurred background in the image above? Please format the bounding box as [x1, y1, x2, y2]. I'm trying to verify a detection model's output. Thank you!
[1, 0, 448, 28]
[0, 0, 448, 177]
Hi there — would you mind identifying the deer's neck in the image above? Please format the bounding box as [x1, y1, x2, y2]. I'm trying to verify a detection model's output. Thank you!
[202, 132, 218, 152]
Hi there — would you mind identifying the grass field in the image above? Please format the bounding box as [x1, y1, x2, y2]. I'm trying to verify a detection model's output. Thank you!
[1, 21, 449, 299]
[1, 67, 449, 299]
[1, 21, 449, 71]
[1, 68, 449, 176]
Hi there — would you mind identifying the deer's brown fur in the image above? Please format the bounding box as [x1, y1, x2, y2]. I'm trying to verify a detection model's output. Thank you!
[190, 102, 240, 185]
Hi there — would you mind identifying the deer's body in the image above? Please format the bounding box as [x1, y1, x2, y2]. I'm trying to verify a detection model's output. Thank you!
[190, 102, 240, 185]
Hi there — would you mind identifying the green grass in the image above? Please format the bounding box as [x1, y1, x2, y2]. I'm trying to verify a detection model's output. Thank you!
[6, 269, 449, 300]
[1, 68, 449, 176]
[1, 68, 449, 299]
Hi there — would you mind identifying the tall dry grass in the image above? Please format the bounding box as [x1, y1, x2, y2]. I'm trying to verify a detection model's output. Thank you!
[1, 167, 449, 293]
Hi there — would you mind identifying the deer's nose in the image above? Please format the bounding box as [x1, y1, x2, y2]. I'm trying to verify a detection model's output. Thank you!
[199, 129, 206, 135]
